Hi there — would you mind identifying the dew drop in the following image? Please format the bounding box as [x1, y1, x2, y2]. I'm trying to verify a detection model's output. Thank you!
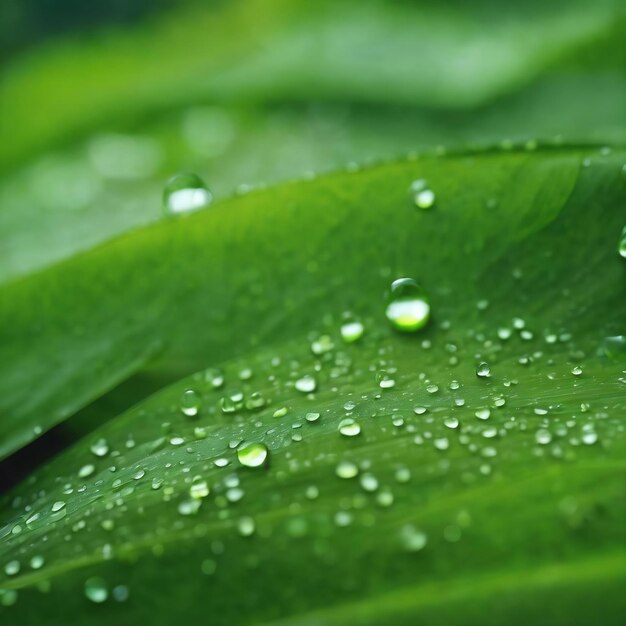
[295, 375, 317, 393]
[78, 464, 95, 478]
[189, 480, 210, 499]
[338, 418, 361, 437]
[178, 499, 202, 516]
[84, 577, 108, 603]
[475, 408, 491, 420]
[619, 225, 626, 258]
[476, 362, 491, 378]
[376, 370, 396, 389]
[400, 524, 428, 551]
[409, 179, 436, 209]
[237, 442, 269, 468]
[90, 438, 109, 457]
[340, 319, 364, 343]
[237, 516, 255, 537]
[336, 460, 359, 479]
[180, 389, 201, 417]
[535, 429, 552, 445]
[385, 278, 430, 332]
[163, 173, 212, 215]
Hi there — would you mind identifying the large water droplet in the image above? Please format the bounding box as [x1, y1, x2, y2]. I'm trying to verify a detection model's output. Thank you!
[237, 442, 269, 468]
[163, 173, 212, 215]
[385, 278, 430, 332]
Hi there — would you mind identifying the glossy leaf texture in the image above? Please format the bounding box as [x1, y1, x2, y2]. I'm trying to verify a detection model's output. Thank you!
[0, 145, 625, 623]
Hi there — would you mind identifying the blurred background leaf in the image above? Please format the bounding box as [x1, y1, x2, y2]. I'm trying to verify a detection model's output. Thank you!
[1, 0, 624, 282]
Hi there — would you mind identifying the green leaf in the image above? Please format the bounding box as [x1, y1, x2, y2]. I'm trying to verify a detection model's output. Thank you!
[2, 0, 625, 283]
[0, 146, 624, 619]
[0, 145, 623, 461]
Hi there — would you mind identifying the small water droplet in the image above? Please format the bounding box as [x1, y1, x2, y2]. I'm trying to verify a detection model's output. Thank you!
[535, 429, 552, 445]
[409, 179, 436, 209]
[163, 173, 212, 215]
[295, 375, 317, 393]
[340, 318, 364, 343]
[475, 408, 491, 420]
[336, 460, 359, 479]
[180, 389, 201, 417]
[4, 560, 20, 576]
[30, 556, 44, 570]
[84, 577, 108, 603]
[90, 438, 109, 457]
[385, 278, 430, 332]
[476, 362, 491, 378]
[400, 524, 428, 551]
[376, 370, 396, 389]
[338, 418, 361, 437]
[178, 499, 202, 516]
[237, 442, 269, 468]
[78, 464, 95, 478]
[237, 516, 255, 537]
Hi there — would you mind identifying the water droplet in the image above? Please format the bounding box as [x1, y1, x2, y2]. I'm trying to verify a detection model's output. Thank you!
[434, 437, 449, 451]
[340, 319, 364, 343]
[336, 460, 359, 479]
[582, 431, 598, 445]
[245, 391, 266, 410]
[571, 365, 583, 376]
[619, 225, 626, 258]
[4, 560, 20, 576]
[305, 412, 320, 423]
[178, 499, 202, 516]
[376, 370, 396, 389]
[444, 416, 459, 429]
[51, 501, 66, 512]
[30, 556, 44, 570]
[163, 173, 212, 215]
[476, 362, 491, 378]
[409, 179, 436, 209]
[535, 429, 552, 445]
[189, 480, 210, 499]
[78, 464, 95, 478]
[84, 577, 108, 603]
[295, 375, 317, 393]
[90, 438, 109, 457]
[236, 516, 256, 537]
[338, 418, 361, 437]
[475, 408, 491, 420]
[360, 473, 379, 492]
[400, 524, 428, 551]
[180, 389, 201, 417]
[386, 278, 430, 332]
[237, 442, 269, 468]
[311, 334, 335, 355]
[204, 368, 224, 388]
